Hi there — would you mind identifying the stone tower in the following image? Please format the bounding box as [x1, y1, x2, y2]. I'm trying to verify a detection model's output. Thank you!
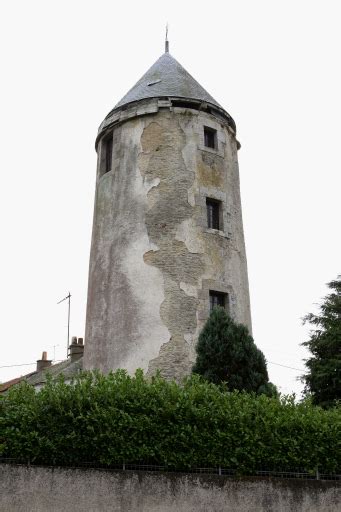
[84, 44, 252, 380]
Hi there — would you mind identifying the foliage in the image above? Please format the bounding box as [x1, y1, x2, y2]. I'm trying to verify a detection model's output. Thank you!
[192, 308, 276, 396]
[1, 370, 340, 473]
[302, 276, 341, 408]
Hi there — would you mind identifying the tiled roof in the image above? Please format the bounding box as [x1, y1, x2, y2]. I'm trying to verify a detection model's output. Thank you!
[0, 375, 32, 393]
[25, 358, 83, 387]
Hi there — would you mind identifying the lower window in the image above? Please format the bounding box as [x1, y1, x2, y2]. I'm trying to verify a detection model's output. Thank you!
[209, 290, 228, 312]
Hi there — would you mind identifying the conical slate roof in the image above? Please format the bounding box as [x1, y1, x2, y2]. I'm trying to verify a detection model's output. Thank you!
[114, 52, 222, 110]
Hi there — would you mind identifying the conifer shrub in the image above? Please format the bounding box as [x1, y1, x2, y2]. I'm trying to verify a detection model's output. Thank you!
[1, 370, 340, 473]
[302, 276, 341, 408]
[193, 308, 277, 395]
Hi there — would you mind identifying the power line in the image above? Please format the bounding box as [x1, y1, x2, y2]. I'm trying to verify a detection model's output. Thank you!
[268, 361, 305, 372]
[1, 361, 305, 373]
[0, 360, 64, 369]
[0, 362, 36, 369]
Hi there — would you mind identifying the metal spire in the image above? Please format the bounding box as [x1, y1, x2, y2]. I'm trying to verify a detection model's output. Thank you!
[165, 23, 169, 53]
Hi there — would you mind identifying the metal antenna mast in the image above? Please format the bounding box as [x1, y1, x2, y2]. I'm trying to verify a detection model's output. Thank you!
[165, 23, 169, 53]
[57, 292, 71, 358]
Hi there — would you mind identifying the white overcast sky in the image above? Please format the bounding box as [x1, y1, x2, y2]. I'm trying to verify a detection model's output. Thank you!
[0, 0, 340, 395]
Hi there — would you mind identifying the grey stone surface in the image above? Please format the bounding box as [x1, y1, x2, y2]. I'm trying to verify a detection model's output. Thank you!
[1, 465, 340, 512]
[84, 105, 251, 380]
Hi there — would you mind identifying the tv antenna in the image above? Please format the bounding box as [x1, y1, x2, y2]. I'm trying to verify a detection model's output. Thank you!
[48, 343, 60, 362]
[57, 292, 71, 358]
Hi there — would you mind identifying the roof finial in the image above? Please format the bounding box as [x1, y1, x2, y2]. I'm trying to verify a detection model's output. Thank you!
[165, 23, 169, 53]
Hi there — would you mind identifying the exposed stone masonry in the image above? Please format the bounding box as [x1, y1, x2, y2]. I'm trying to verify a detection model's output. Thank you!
[140, 117, 203, 379]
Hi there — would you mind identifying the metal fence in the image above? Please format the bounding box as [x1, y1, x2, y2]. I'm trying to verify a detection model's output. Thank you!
[1, 458, 340, 481]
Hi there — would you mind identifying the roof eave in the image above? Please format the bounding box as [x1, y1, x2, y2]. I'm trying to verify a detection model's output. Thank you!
[95, 96, 236, 149]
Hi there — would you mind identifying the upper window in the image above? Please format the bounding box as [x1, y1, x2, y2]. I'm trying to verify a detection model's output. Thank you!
[104, 136, 113, 173]
[209, 290, 228, 312]
[204, 126, 217, 149]
[206, 198, 221, 230]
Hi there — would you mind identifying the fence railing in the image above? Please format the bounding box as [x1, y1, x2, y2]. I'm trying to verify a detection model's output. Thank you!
[1, 458, 340, 482]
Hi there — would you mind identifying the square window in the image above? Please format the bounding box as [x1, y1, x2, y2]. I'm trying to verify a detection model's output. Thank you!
[204, 126, 217, 149]
[209, 290, 228, 312]
[206, 198, 221, 230]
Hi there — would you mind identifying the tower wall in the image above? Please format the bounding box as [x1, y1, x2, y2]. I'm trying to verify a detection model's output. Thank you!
[84, 102, 251, 380]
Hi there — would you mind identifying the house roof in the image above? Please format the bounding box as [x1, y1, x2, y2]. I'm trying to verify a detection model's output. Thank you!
[0, 375, 33, 393]
[0, 358, 83, 393]
[25, 358, 83, 387]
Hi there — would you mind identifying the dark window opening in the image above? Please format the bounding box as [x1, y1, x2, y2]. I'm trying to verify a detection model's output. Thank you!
[105, 136, 113, 173]
[204, 126, 217, 149]
[209, 290, 228, 312]
[172, 100, 200, 109]
[206, 198, 220, 230]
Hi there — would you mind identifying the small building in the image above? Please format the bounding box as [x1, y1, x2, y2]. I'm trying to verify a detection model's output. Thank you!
[0, 338, 84, 394]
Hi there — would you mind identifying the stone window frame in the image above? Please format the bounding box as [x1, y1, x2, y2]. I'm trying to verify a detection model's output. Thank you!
[198, 187, 231, 239]
[197, 280, 236, 322]
[198, 119, 224, 158]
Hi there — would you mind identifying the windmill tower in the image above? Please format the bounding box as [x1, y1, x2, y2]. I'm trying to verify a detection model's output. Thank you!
[84, 41, 252, 380]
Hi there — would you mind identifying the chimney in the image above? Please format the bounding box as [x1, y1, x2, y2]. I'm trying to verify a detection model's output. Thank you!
[69, 336, 84, 363]
[36, 351, 52, 372]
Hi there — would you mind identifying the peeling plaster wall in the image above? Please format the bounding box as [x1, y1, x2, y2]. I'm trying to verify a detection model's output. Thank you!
[84, 104, 252, 379]
[1, 465, 340, 512]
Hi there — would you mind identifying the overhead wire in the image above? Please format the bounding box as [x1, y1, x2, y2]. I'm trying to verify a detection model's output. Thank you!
[1, 360, 306, 372]
[268, 361, 305, 372]
[0, 362, 37, 369]
[0, 360, 64, 369]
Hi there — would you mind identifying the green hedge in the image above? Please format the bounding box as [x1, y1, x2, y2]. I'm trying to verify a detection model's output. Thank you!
[1, 370, 340, 473]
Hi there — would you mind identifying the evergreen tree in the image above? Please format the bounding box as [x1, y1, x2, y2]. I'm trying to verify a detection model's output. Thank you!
[302, 276, 341, 408]
[192, 307, 276, 395]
